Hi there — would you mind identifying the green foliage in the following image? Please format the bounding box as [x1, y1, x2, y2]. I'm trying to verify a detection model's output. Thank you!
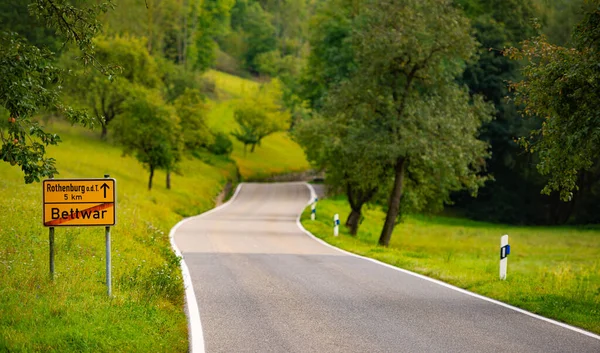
[450, 0, 551, 225]
[300, 0, 494, 244]
[506, 3, 600, 201]
[533, 0, 588, 46]
[159, 58, 200, 103]
[208, 131, 234, 156]
[29, 0, 116, 74]
[173, 88, 213, 150]
[295, 108, 393, 234]
[231, 79, 290, 152]
[95, 35, 160, 88]
[355, 0, 493, 245]
[191, 0, 236, 71]
[300, 0, 357, 109]
[0, 1, 60, 52]
[65, 35, 161, 138]
[455, 0, 537, 44]
[114, 89, 183, 190]
[0, 31, 95, 183]
[226, 0, 277, 73]
[0, 1, 114, 183]
[203, 70, 309, 178]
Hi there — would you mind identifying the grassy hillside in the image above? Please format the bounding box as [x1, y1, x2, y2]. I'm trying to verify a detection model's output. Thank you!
[0, 70, 309, 351]
[0, 121, 236, 351]
[205, 70, 310, 179]
[301, 196, 600, 334]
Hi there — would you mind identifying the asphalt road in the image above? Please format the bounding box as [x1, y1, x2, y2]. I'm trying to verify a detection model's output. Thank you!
[174, 182, 600, 353]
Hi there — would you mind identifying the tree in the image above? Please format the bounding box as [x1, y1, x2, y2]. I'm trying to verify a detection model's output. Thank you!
[113, 89, 183, 190]
[0, 0, 113, 183]
[450, 0, 554, 225]
[506, 3, 600, 201]
[191, 0, 235, 71]
[231, 79, 290, 152]
[0, 1, 60, 52]
[299, 0, 358, 110]
[316, 0, 493, 246]
[294, 98, 393, 235]
[226, 0, 277, 73]
[65, 35, 161, 139]
[173, 88, 213, 150]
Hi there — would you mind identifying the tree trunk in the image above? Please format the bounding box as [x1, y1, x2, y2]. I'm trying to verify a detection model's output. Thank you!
[166, 169, 171, 190]
[346, 182, 377, 236]
[101, 124, 108, 140]
[379, 157, 406, 246]
[179, 0, 186, 65]
[148, 165, 155, 190]
[147, 0, 153, 52]
[251, 143, 256, 152]
[346, 208, 362, 236]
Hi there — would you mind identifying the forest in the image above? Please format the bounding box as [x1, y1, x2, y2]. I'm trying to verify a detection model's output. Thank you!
[1, 0, 599, 233]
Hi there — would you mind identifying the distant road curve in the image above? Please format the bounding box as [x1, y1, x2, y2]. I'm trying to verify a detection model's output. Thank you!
[174, 182, 600, 353]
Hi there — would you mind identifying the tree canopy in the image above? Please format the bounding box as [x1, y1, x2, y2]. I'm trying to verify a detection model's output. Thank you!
[231, 79, 290, 153]
[296, 0, 494, 243]
[506, 3, 600, 201]
[113, 88, 183, 190]
[0, 0, 113, 183]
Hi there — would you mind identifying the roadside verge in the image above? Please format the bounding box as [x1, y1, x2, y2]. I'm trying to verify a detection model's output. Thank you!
[298, 183, 600, 341]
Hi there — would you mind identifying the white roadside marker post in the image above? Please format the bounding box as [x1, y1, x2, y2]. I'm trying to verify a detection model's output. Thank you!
[334, 214, 340, 236]
[311, 197, 317, 220]
[500, 234, 510, 280]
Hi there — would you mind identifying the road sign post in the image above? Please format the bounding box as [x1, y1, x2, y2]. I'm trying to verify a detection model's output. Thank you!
[49, 226, 55, 280]
[106, 226, 111, 297]
[43, 176, 116, 296]
[104, 175, 112, 297]
[500, 234, 510, 280]
[311, 197, 317, 220]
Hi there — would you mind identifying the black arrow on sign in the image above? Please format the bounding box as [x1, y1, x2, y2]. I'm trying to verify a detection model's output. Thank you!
[100, 183, 110, 199]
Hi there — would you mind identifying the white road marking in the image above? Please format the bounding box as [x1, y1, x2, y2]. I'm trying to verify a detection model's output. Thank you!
[169, 184, 243, 353]
[300, 182, 600, 341]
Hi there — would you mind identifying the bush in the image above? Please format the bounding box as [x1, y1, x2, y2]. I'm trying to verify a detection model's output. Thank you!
[200, 77, 217, 97]
[214, 47, 242, 76]
[208, 131, 233, 156]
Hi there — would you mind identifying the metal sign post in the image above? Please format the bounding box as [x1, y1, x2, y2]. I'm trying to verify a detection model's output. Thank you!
[311, 197, 317, 220]
[49, 227, 55, 280]
[104, 175, 112, 297]
[106, 226, 111, 296]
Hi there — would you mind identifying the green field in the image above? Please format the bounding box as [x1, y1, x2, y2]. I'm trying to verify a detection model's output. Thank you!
[205, 70, 310, 179]
[301, 196, 600, 334]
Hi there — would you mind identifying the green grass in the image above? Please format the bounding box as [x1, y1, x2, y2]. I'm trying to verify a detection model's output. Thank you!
[204, 69, 259, 99]
[301, 196, 600, 334]
[0, 121, 236, 352]
[205, 71, 309, 179]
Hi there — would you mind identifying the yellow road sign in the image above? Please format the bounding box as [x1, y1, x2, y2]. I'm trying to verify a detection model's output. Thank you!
[43, 179, 116, 227]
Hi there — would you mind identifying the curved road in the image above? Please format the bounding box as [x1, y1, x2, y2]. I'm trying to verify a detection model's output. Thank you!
[174, 183, 600, 353]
